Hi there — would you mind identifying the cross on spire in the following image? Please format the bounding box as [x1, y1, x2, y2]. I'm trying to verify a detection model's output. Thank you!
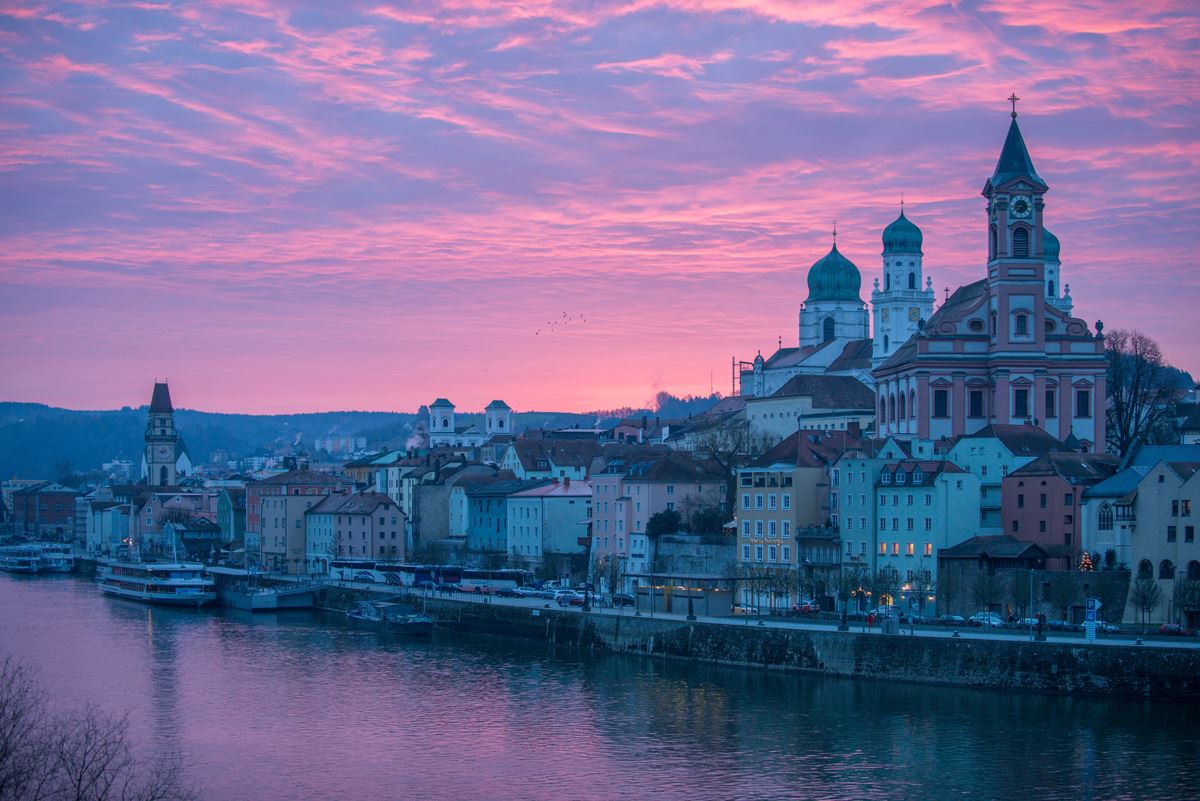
[900, 192, 905, 213]
[832, 220, 837, 244]
[1008, 92, 1020, 118]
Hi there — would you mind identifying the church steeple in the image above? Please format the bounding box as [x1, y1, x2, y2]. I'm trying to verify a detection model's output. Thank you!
[145, 381, 179, 486]
[985, 114, 1046, 193]
[983, 97, 1048, 265]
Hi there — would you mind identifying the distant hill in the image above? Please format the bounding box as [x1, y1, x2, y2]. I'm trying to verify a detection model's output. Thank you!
[0, 403, 617, 480]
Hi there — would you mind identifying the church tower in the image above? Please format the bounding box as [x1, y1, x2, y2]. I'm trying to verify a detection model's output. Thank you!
[871, 207, 935, 368]
[982, 97, 1050, 352]
[799, 232, 869, 347]
[145, 381, 179, 487]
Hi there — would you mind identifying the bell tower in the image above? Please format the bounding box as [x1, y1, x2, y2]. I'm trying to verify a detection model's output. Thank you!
[145, 381, 179, 486]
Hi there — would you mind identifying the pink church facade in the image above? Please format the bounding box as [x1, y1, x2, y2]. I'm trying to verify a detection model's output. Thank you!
[873, 113, 1107, 452]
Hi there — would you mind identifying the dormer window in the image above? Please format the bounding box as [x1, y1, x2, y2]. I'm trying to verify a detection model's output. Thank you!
[896, 472, 907, 485]
[912, 470, 924, 483]
[881, 472, 892, 485]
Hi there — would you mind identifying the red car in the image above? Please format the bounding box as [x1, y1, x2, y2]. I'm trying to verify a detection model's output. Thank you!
[791, 601, 820, 616]
[1158, 623, 1193, 636]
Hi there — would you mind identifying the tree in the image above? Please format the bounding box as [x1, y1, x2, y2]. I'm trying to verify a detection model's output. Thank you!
[688, 416, 775, 516]
[0, 657, 195, 801]
[1010, 569, 1034, 620]
[972, 572, 1005, 613]
[1050, 572, 1078, 621]
[645, 509, 682, 540]
[1105, 329, 1181, 456]
[936, 567, 961, 616]
[1091, 570, 1129, 624]
[1172, 580, 1200, 622]
[1078, 551, 1095, 572]
[874, 567, 901, 608]
[1129, 577, 1163, 633]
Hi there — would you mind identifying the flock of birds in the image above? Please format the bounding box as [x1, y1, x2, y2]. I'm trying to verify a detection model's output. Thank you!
[535, 311, 586, 336]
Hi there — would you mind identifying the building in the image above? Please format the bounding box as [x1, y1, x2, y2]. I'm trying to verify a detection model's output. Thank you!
[936, 535, 1050, 618]
[216, 487, 246, 547]
[944, 423, 1077, 531]
[874, 111, 1107, 450]
[500, 439, 602, 480]
[1001, 452, 1119, 569]
[465, 479, 550, 554]
[428, 399, 491, 448]
[246, 469, 353, 570]
[871, 460, 981, 602]
[141, 382, 192, 486]
[591, 453, 727, 581]
[831, 438, 915, 573]
[744, 375, 875, 441]
[506, 479, 592, 567]
[1080, 445, 1200, 626]
[306, 492, 406, 567]
[11, 482, 81, 538]
[314, 436, 367, 456]
[411, 462, 502, 544]
[86, 502, 129, 554]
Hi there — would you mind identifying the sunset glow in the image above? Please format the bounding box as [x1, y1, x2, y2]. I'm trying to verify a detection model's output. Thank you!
[2, 1, 1197, 413]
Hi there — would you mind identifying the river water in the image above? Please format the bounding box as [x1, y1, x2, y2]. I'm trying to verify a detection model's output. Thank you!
[1, 574, 1196, 801]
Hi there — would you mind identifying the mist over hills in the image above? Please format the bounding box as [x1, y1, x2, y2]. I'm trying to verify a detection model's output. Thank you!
[0, 393, 722, 480]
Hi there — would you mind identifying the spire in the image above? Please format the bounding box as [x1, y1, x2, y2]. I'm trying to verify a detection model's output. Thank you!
[988, 109, 1046, 191]
[149, 382, 173, 414]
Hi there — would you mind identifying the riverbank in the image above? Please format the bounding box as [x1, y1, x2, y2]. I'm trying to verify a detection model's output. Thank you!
[323, 586, 1200, 699]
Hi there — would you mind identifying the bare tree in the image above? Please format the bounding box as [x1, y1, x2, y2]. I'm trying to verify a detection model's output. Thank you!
[0, 657, 195, 801]
[1105, 329, 1181, 456]
[1091, 570, 1129, 624]
[689, 417, 775, 516]
[1010, 570, 1034, 620]
[1050, 572, 1079, 622]
[1172, 580, 1200, 623]
[972, 572, 1005, 614]
[1130, 577, 1163, 633]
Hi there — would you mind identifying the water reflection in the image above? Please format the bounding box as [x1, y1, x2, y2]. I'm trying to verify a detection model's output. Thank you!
[1, 575, 1196, 801]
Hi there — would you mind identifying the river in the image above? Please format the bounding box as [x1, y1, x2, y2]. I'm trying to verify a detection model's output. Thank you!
[1, 574, 1196, 801]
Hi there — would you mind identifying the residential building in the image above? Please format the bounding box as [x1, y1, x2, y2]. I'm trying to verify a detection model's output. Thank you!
[945, 424, 1076, 531]
[501, 439, 602, 480]
[831, 438, 915, 574]
[873, 112, 1106, 450]
[936, 535, 1050, 617]
[1001, 452, 1119, 569]
[216, 487, 246, 546]
[744, 374, 875, 440]
[246, 469, 353, 570]
[465, 479, 550, 554]
[506, 479, 592, 566]
[306, 492, 406, 569]
[11, 482, 81, 538]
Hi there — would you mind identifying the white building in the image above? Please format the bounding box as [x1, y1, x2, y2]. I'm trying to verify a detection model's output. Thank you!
[505, 479, 592, 565]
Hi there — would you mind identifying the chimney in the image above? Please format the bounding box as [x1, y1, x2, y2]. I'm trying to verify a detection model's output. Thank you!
[564, 477, 570, 488]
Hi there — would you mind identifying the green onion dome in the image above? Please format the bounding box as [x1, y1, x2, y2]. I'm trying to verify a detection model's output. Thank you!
[1043, 228, 1060, 263]
[882, 210, 922, 254]
[806, 244, 862, 302]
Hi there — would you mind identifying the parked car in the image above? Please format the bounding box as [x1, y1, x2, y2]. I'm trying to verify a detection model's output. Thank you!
[734, 604, 760, 615]
[435, 582, 460, 593]
[494, 587, 520, 598]
[936, 614, 966, 626]
[791, 601, 821, 616]
[534, 588, 558, 600]
[554, 590, 584, 607]
[967, 612, 1005, 628]
[513, 586, 540, 598]
[414, 580, 437, 591]
[1159, 623, 1193, 636]
[1096, 621, 1121, 634]
[612, 593, 636, 607]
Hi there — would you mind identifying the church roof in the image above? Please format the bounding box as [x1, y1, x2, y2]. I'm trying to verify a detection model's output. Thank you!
[806, 243, 862, 303]
[149, 382, 173, 414]
[485, 400, 511, 410]
[766, 374, 874, 409]
[1043, 228, 1060, 263]
[876, 279, 989, 372]
[882, 210, 922, 255]
[986, 117, 1047, 191]
[430, 398, 454, 408]
[827, 339, 874, 372]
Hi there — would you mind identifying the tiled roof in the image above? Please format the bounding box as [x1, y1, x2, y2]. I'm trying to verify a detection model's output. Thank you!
[878, 460, 964, 486]
[255, 469, 353, 487]
[322, 492, 398, 515]
[510, 479, 592, 498]
[940, 535, 1049, 560]
[1083, 466, 1151, 499]
[766, 374, 874, 409]
[430, 398, 454, 407]
[1008, 452, 1120, 484]
[750, 430, 866, 469]
[826, 339, 874, 372]
[1168, 462, 1200, 481]
[1126, 444, 1200, 468]
[510, 439, 603, 471]
[466, 479, 554, 499]
[485, 400, 511, 410]
[877, 279, 988, 371]
[621, 453, 726, 482]
[961, 424, 1074, 457]
[1179, 403, 1200, 433]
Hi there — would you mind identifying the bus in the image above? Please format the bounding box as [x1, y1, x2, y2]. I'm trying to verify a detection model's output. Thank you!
[328, 562, 532, 593]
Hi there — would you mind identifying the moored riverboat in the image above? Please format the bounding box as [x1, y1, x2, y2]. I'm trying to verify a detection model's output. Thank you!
[346, 599, 433, 636]
[37, 543, 74, 573]
[97, 560, 216, 608]
[0, 545, 43, 573]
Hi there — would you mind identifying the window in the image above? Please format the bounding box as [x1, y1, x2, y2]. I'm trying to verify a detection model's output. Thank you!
[755, 545, 764, 562]
[782, 545, 791, 562]
[666, 485, 675, 495]
[924, 543, 932, 557]
[742, 494, 750, 510]
[1172, 500, 1179, 517]
[1012, 226, 1029, 257]
[1075, 389, 1091, 418]
[1098, 504, 1113, 531]
[879, 542, 887, 555]
[924, 518, 932, 531]
[906, 519, 914, 531]
[755, 494, 763, 510]
[768, 494, 777, 510]
[880, 495, 886, 507]
[768, 545, 777, 562]
[1045, 388, 1057, 416]
[755, 521, 764, 537]
[906, 542, 915, 556]
[969, 390, 984, 418]
[742, 521, 751, 537]
[1187, 526, 1195, 543]
[925, 494, 932, 506]
[823, 316, 835, 341]
[933, 389, 949, 418]
[907, 495, 914, 506]
[1015, 314, 1028, 336]
[1018, 494, 1025, 508]
[896, 472, 907, 485]
[782, 494, 791, 510]
[879, 518, 887, 531]
[832, 469, 840, 486]
[1138, 560, 1153, 580]
[1168, 526, 1177, 543]
[845, 518, 853, 530]
[1012, 520, 1020, 533]
[782, 521, 791, 537]
[1014, 388, 1029, 418]
[1037, 493, 1046, 509]
[768, 521, 777, 538]
[892, 542, 900, 556]
[1064, 493, 1073, 506]
[881, 472, 892, 485]
[1160, 560, 1175, 580]
[742, 544, 751, 560]
[829, 493, 837, 508]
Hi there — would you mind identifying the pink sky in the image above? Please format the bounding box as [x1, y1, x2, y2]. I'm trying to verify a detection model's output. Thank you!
[1, 1, 1197, 414]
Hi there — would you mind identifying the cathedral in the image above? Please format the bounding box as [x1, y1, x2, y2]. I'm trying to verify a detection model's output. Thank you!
[740, 106, 1105, 451]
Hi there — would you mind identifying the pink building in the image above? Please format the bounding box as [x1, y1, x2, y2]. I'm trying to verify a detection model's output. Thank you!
[874, 112, 1107, 451]
[1001, 452, 1119, 569]
[591, 453, 726, 579]
[129, 490, 220, 555]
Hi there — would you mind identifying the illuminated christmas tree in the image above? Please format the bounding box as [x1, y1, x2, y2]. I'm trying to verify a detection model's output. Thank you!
[1078, 552, 1094, 572]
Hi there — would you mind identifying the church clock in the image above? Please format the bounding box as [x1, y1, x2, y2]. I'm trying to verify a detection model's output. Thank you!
[1010, 195, 1032, 218]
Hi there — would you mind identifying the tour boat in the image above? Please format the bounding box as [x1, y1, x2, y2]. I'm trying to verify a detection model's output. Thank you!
[0, 545, 43, 573]
[36, 543, 74, 573]
[97, 560, 216, 608]
[346, 599, 433, 636]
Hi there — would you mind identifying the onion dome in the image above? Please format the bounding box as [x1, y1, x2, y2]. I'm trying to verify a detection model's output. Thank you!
[806, 244, 862, 302]
[1043, 228, 1060, 263]
[882, 210, 922, 254]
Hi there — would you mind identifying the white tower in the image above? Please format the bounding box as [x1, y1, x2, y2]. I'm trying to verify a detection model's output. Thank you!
[1042, 228, 1072, 314]
[799, 231, 870, 348]
[484, 400, 512, 435]
[871, 207, 935, 368]
[429, 398, 455, 438]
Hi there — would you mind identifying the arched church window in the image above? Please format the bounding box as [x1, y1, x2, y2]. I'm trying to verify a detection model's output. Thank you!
[1098, 504, 1113, 531]
[990, 225, 997, 258]
[498, 419, 505, 429]
[909, 390, 916, 419]
[889, 394, 897, 422]
[159, 466, 168, 486]
[908, 272, 915, 289]
[1188, 560, 1200, 581]
[884, 335, 889, 352]
[1138, 559, 1153, 580]
[1015, 314, 1028, 336]
[1012, 227, 1030, 257]
[885, 274, 891, 290]
[1160, 559, 1175, 580]
[442, 417, 450, 429]
[899, 392, 906, 419]
[822, 317, 835, 341]
[880, 398, 886, 423]
[1048, 280, 1055, 297]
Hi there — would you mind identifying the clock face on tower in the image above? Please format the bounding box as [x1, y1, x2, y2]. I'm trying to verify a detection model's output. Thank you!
[156, 445, 171, 460]
[909, 307, 920, 321]
[1010, 195, 1032, 219]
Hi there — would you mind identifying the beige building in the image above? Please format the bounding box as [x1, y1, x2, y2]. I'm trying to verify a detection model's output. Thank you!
[744, 375, 875, 441]
[1082, 445, 1200, 626]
